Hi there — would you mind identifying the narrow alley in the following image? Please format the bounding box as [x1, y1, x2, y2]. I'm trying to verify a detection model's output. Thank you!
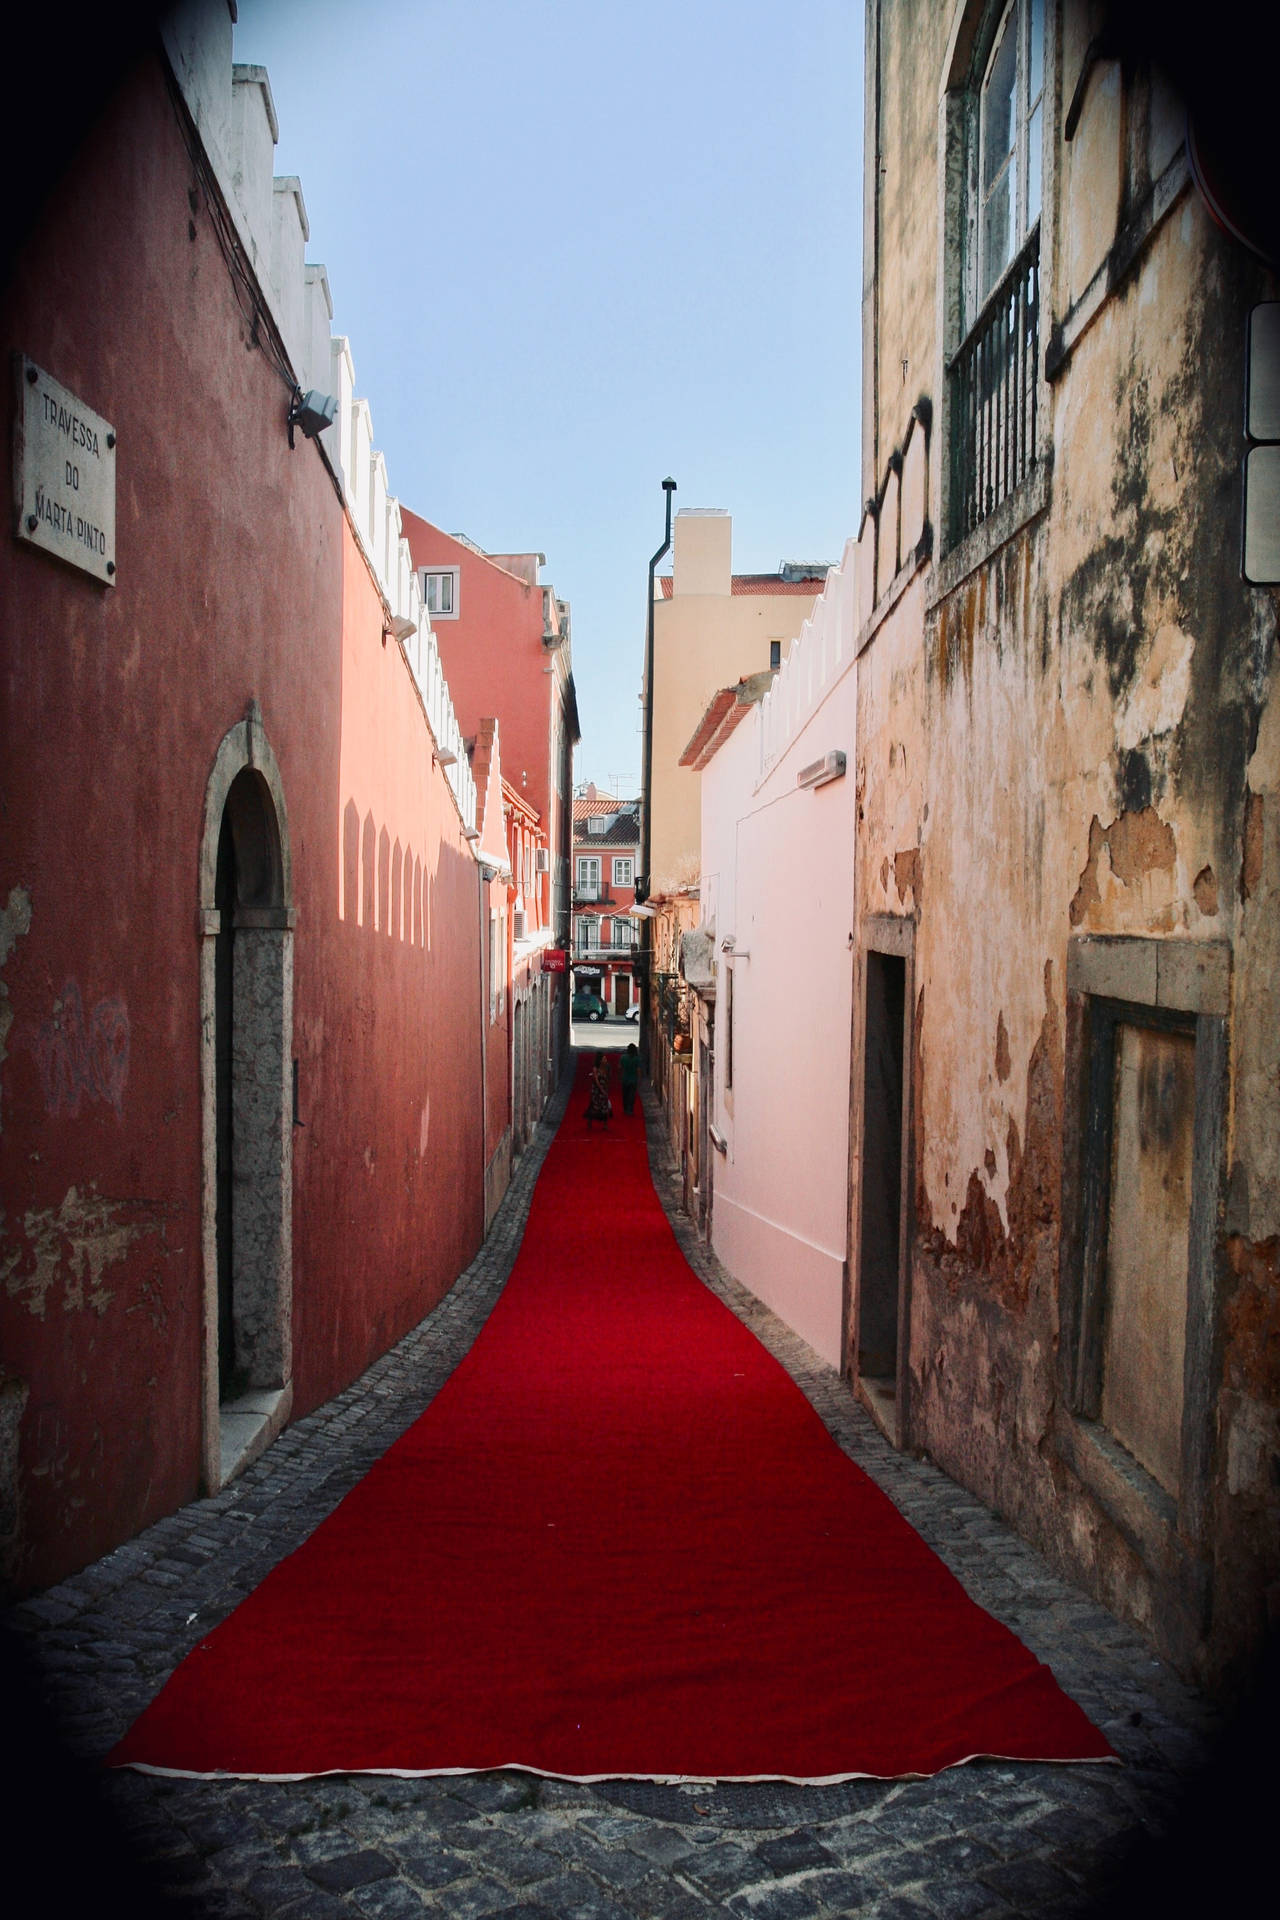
[4, 1066, 1233, 1918]
[2, 3, 1278, 1914]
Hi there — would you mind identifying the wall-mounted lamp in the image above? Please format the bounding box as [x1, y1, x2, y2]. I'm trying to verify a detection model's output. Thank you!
[796, 750, 846, 791]
[287, 388, 338, 449]
[386, 613, 417, 643]
[721, 937, 750, 959]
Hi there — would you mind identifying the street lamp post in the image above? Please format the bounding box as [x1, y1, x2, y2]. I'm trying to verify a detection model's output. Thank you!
[639, 477, 676, 1077]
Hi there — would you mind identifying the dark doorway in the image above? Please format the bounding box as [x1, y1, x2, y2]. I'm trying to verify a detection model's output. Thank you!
[213, 768, 288, 1408]
[858, 949, 906, 1383]
[214, 802, 237, 1398]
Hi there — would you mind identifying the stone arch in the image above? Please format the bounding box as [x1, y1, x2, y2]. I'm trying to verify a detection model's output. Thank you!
[198, 702, 295, 1492]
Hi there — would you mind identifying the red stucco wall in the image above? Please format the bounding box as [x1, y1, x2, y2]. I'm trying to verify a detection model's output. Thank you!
[0, 52, 484, 1593]
[399, 511, 554, 822]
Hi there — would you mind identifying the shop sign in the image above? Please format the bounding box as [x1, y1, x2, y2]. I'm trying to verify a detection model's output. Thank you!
[541, 947, 566, 972]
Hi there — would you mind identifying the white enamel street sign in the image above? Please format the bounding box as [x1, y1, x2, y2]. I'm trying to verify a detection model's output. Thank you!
[14, 356, 117, 586]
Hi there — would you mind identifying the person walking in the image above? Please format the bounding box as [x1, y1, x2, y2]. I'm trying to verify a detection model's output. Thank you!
[620, 1043, 640, 1117]
[584, 1051, 612, 1131]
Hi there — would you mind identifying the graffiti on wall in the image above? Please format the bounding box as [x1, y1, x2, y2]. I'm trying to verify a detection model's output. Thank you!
[32, 980, 130, 1120]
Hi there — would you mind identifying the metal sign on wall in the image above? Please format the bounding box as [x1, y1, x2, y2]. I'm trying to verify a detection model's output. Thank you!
[13, 356, 116, 586]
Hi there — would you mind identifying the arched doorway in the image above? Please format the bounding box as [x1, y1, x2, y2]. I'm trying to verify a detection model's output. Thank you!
[199, 705, 295, 1490]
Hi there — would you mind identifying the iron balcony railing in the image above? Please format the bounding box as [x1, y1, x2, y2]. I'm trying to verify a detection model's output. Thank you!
[949, 227, 1040, 546]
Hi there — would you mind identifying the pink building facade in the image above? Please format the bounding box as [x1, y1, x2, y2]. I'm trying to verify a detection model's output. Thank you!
[572, 790, 641, 1019]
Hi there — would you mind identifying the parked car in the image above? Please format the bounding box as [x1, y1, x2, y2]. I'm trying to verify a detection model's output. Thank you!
[572, 990, 607, 1022]
[624, 1002, 640, 1022]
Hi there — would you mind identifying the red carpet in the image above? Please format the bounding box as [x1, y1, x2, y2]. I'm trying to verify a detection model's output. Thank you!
[112, 1057, 1112, 1782]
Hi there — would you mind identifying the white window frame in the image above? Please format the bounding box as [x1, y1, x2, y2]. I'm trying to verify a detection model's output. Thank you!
[576, 915, 600, 954]
[420, 566, 460, 620]
[576, 856, 601, 895]
[612, 856, 633, 887]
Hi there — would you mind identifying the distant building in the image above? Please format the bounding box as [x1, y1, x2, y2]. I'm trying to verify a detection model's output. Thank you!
[572, 789, 641, 1018]
[649, 512, 828, 899]
[642, 512, 829, 1208]
[400, 512, 580, 1220]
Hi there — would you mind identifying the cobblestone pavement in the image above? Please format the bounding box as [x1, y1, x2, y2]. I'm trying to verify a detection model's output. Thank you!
[4, 1075, 1229, 1917]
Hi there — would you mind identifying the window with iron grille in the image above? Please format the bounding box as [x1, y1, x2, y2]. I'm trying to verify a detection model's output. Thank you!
[947, 0, 1045, 547]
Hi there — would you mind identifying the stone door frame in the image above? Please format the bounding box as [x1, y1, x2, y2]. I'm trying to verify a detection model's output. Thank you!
[198, 703, 295, 1492]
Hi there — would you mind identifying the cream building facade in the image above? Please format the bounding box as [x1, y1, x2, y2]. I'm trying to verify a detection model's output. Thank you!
[644, 512, 828, 1196]
[649, 512, 828, 895]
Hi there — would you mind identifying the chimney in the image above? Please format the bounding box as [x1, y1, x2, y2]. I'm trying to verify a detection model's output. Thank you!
[673, 509, 731, 596]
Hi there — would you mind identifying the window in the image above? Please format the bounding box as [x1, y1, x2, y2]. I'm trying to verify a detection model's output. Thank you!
[947, 0, 1045, 545]
[587, 815, 609, 836]
[576, 856, 600, 898]
[576, 916, 599, 954]
[488, 910, 505, 1019]
[612, 856, 633, 887]
[975, 0, 1043, 315]
[1055, 937, 1229, 1611]
[769, 640, 782, 670]
[612, 919, 636, 949]
[420, 567, 459, 619]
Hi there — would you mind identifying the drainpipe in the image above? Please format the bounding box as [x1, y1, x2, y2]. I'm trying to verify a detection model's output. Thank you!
[639, 476, 676, 1077]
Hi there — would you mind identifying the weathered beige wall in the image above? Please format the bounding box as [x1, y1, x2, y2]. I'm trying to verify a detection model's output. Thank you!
[855, 0, 1279, 1690]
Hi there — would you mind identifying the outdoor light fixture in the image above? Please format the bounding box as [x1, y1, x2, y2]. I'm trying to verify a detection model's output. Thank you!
[721, 937, 750, 959]
[386, 614, 417, 643]
[287, 388, 338, 448]
[796, 750, 846, 790]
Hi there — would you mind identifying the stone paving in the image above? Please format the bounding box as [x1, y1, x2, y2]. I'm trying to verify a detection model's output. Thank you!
[4, 1072, 1227, 1917]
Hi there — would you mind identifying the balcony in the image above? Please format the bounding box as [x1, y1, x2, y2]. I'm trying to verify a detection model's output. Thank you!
[573, 936, 638, 960]
[949, 228, 1040, 546]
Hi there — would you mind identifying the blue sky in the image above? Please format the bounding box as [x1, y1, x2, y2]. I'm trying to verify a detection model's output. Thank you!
[236, 0, 864, 797]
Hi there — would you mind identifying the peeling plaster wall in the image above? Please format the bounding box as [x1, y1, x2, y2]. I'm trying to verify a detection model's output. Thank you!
[857, 0, 1279, 1689]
